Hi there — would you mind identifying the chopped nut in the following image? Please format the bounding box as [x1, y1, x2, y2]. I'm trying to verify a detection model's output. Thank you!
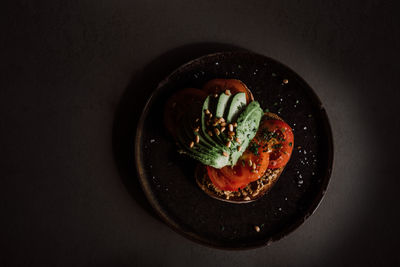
[228, 124, 234, 132]
[226, 140, 231, 148]
[220, 122, 227, 127]
[228, 135, 233, 140]
[228, 131, 235, 136]
[252, 163, 257, 170]
[214, 128, 220, 136]
[254, 225, 260, 232]
[222, 151, 229, 157]
[195, 135, 200, 143]
[238, 146, 242, 151]
[189, 141, 194, 148]
[224, 89, 231, 95]
[233, 122, 238, 127]
[212, 118, 219, 126]
[248, 160, 253, 167]
[220, 126, 226, 133]
[235, 137, 241, 144]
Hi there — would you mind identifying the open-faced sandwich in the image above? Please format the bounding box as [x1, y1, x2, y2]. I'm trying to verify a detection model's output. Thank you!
[164, 79, 294, 203]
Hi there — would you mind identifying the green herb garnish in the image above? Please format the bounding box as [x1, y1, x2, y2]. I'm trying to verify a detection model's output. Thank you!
[248, 142, 260, 156]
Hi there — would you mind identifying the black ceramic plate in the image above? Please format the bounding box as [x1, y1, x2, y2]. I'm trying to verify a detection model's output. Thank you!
[135, 51, 333, 249]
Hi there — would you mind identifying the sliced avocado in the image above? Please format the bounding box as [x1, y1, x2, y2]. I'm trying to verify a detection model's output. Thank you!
[177, 94, 262, 169]
[176, 128, 221, 162]
[211, 93, 233, 145]
[226, 92, 246, 123]
[229, 101, 263, 165]
[182, 130, 220, 156]
[176, 130, 230, 168]
[180, 114, 217, 152]
[201, 96, 230, 151]
[215, 93, 232, 118]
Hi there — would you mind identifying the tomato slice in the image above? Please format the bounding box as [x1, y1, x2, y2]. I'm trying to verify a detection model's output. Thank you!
[206, 143, 270, 191]
[206, 165, 236, 191]
[164, 88, 207, 137]
[258, 119, 294, 169]
[205, 118, 293, 191]
[202, 79, 254, 103]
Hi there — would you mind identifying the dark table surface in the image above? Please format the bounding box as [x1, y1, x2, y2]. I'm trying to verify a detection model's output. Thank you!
[1, 0, 399, 266]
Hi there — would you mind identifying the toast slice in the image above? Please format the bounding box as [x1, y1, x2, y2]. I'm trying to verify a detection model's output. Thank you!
[195, 112, 289, 204]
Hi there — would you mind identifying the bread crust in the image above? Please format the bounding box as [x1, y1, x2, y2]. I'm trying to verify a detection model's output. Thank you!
[195, 112, 290, 203]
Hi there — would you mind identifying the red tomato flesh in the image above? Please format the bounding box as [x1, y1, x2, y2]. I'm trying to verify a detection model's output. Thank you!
[164, 88, 207, 137]
[206, 118, 294, 191]
[206, 143, 270, 191]
[258, 119, 294, 169]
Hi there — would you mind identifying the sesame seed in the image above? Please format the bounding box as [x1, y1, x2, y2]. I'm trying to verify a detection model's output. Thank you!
[208, 130, 213, 136]
[220, 126, 226, 133]
[195, 135, 200, 143]
[214, 128, 220, 136]
[224, 89, 231, 95]
[254, 225, 260, 232]
[283, 79, 289, 84]
[195, 118, 200, 122]
[222, 151, 229, 157]
[194, 126, 200, 132]
[248, 160, 253, 167]
[214, 94, 218, 98]
[228, 124, 234, 132]
[189, 141, 194, 148]
[235, 137, 241, 144]
[233, 122, 238, 127]
[204, 109, 210, 115]
[252, 163, 257, 170]
[220, 122, 226, 127]
[228, 131, 235, 136]
[238, 146, 242, 151]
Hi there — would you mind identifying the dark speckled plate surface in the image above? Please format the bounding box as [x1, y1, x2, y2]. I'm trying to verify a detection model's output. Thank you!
[135, 51, 333, 249]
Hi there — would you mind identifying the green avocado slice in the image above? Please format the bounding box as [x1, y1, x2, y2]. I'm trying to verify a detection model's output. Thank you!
[215, 93, 231, 118]
[201, 96, 230, 151]
[212, 93, 233, 145]
[229, 101, 263, 165]
[176, 127, 230, 168]
[177, 94, 263, 169]
[226, 92, 246, 123]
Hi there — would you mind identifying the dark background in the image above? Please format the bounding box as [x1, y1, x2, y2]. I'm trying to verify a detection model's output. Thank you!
[1, 0, 399, 266]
